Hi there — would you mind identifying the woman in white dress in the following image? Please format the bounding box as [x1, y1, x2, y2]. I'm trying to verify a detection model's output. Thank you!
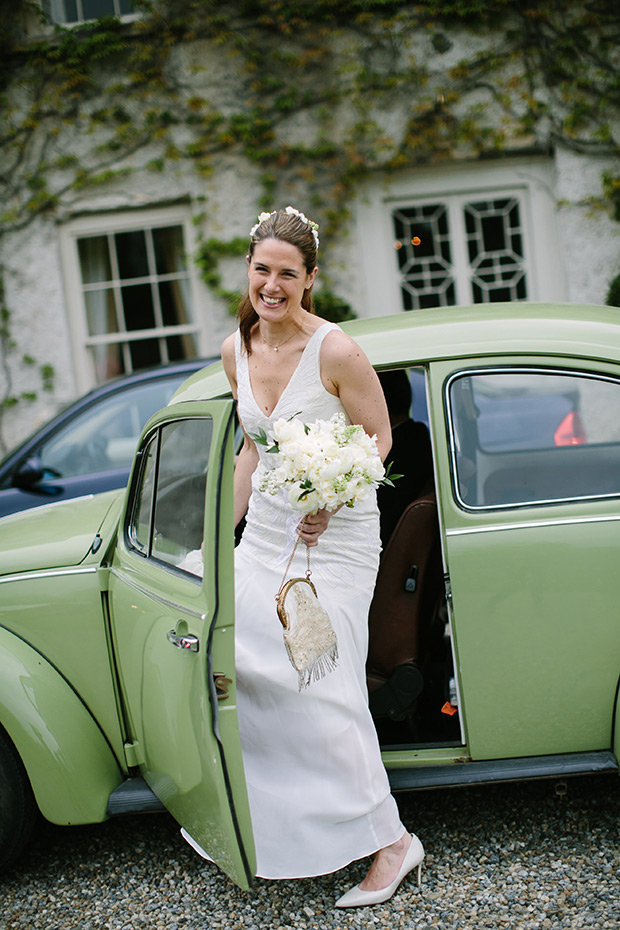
[219, 207, 424, 907]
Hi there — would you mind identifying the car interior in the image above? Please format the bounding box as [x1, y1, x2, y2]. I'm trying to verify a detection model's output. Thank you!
[366, 367, 460, 750]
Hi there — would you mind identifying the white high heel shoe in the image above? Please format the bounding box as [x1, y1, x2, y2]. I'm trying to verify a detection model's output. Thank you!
[335, 833, 424, 908]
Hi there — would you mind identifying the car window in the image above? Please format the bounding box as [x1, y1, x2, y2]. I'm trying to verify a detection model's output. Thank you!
[128, 417, 212, 578]
[448, 369, 620, 509]
[38, 377, 186, 479]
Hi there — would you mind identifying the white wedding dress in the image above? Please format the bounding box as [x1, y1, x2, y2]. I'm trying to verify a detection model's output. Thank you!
[234, 323, 404, 879]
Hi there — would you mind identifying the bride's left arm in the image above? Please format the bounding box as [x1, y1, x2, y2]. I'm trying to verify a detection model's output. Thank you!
[298, 332, 391, 548]
[321, 330, 392, 461]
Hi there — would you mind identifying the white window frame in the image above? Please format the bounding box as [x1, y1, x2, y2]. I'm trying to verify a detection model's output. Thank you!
[59, 207, 209, 393]
[355, 158, 567, 318]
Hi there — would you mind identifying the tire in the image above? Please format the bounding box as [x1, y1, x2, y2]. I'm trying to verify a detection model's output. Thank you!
[0, 726, 37, 872]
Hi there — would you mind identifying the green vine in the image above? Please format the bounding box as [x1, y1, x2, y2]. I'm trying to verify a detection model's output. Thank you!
[0, 277, 55, 456]
[194, 236, 248, 316]
[1, 0, 620, 447]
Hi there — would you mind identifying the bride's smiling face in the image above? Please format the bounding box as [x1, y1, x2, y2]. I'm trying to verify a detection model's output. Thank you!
[248, 238, 317, 323]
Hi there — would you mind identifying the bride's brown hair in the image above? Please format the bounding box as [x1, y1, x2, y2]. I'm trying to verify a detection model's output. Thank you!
[238, 209, 318, 354]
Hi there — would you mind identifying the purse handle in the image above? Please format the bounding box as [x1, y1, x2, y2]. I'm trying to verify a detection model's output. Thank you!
[276, 523, 312, 600]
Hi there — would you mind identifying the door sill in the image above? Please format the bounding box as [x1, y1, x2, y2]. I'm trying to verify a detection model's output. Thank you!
[387, 750, 619, 791]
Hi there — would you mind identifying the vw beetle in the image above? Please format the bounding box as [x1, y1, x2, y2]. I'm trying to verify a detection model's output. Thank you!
[1, 303, 619, 883]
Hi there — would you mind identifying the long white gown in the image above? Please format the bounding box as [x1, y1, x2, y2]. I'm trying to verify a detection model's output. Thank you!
[234, 322, 404, 879]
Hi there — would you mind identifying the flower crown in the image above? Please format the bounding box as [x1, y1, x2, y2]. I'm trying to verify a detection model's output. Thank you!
[249, 205, 320, 250]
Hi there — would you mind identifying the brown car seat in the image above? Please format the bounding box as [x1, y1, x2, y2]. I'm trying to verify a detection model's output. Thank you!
[367, 487, 444, 721]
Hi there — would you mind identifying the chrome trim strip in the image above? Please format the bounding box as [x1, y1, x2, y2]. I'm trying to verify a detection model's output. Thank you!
[109, 567, 206, 620]
[447, 513, 620, 537]
[0, 566, 97, 585]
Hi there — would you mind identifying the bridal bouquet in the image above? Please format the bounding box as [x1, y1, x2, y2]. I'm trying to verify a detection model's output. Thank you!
[251, 411, 397, 513]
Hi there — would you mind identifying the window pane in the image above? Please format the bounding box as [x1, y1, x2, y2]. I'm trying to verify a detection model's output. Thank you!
[130, 433, 158, 554]
[166, 333, 197, 361]
[119, 0, 134, 12]
[82, 0, 116, 19]
[115, 230, 149, 280]
[392, 204, 455, 311]
[121, 283, 155, 330]
[85, 289, 117, 336]
[449, 371, 620, 509]
[78, 236, 112, 284]
[151, 418, 214, 576]
[50, 0, 79, 22]
[152, 226, 186, 275]
[89, 342, 124, 382]
[159, 280, 190, 326]
[129, 338, 161, 370]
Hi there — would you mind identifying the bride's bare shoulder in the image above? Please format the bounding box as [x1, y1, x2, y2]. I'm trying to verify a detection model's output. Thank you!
[321, 326, 362, 358]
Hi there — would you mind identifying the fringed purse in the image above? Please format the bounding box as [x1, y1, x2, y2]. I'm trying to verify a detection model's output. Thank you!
[275, 535, 339, 691]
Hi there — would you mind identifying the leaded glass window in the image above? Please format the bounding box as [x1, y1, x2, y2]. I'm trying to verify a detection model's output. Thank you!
[393, 205, 455, 309]
[465, 199, 527, 302]
[392, 194, 529, 310]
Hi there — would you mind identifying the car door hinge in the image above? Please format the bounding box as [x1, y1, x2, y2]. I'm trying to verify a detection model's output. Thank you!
[124, 741, 145, 768]
[444, 572, 452, 606]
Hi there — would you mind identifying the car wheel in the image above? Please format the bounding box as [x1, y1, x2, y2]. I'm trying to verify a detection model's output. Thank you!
[0, 726, 37, 872]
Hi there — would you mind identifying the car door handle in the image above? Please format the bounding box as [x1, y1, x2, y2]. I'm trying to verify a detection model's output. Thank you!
[167, 630, 200, 652]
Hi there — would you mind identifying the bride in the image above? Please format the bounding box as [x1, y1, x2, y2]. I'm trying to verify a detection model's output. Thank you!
[217, 206, 424, 907]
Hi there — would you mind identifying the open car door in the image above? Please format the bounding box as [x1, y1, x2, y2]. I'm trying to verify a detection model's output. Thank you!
[107, 400, 255, 888]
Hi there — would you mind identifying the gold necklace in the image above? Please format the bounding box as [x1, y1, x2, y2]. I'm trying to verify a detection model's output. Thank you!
[259, 326, 297, 352]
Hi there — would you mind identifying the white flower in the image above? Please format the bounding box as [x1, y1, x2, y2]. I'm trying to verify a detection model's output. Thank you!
[272, 417, 304, 444]
[249, 211, 276, 237]
[285, 206, 320, 249]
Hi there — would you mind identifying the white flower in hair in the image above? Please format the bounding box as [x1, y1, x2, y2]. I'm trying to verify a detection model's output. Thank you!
[285, 205, 320, 248]
[249, 211, 276, 237]
[248, 206, 320, 249]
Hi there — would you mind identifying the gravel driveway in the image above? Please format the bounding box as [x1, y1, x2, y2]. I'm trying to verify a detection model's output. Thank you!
[1, 774, 618, 929]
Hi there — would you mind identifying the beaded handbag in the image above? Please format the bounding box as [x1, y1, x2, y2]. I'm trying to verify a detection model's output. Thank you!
[275, 536, 339, 691]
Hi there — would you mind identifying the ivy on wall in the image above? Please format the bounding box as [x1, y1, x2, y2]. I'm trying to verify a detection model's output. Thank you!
[0, 0, 619, 446]
[3, 1, 619, 244]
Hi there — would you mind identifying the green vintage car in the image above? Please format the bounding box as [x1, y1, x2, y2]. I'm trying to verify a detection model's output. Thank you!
[1, 303, 620, 883]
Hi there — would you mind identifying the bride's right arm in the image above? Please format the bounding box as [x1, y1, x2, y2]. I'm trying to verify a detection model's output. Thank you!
[222, 334, 258, 528]
[233, 435, 259, 528]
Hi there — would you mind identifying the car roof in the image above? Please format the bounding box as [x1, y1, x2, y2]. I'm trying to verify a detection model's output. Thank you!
[170, 303, 620, 405]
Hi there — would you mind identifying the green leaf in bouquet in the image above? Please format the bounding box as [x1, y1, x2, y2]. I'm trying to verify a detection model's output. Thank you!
[249, 427, 279, 453]
[297, 478, 315, 501]
[381, 460, 404, 488]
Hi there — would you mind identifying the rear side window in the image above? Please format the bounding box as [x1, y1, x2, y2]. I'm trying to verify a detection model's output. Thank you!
[447, 369, 620, 509]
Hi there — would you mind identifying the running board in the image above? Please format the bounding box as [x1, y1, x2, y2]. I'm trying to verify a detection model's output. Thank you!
[107, 777, 166, 816]
[388, 750, 618, 791]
